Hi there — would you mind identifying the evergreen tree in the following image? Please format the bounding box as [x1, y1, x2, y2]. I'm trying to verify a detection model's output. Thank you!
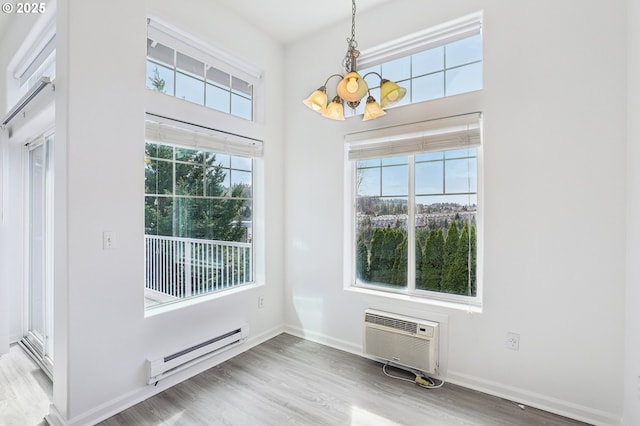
[440, 222, 460, 292]
[420, 229, 444, 291]
[356, 238, 370, 281]
[368, 227, 385, 283]
[391, 236, 408, 286]
[449, 222, 472, 295]
[378, 228, 397, 284]
[415, 228, 427, 285]
[469, 224, 477, 296]
[368, 227, 405, 285]
[144, 149, 247, 242]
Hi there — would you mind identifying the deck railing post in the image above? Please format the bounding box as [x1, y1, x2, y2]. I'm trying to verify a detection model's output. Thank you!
[184, 241, 192, 298]
[145, 235, 250, 300]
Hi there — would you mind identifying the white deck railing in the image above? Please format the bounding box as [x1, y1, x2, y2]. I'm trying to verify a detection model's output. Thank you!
[145, 235, 252, 299]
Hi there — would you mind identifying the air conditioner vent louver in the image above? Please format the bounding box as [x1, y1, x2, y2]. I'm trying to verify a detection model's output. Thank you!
[365, 313, 418, 334]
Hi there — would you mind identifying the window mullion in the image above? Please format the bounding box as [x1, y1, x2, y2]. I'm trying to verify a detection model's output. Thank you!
[407, 154, 416, 293]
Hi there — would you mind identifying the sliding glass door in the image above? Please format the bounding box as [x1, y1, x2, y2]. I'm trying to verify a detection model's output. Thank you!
[24, 133, 54, 376]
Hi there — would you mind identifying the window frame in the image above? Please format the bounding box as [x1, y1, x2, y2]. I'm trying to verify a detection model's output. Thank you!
[347, 11, 483, 118]
[146, 16, 261, 121]
[344, 113, 483, 310]
[144, 116, 263, 312]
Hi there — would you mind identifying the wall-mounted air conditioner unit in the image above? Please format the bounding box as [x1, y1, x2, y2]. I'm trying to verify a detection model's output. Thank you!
[363, 309, 439, 374]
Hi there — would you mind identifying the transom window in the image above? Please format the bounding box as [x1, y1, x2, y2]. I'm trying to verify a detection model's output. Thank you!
[146, 40, 253, 121]
[347, 113, 481, 305]
[357, 34, 481, 115]
[352, 12, 482, 117]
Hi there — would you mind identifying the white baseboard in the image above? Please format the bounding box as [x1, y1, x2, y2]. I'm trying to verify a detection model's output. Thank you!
[284, 326, 621, 426]
[446, 370, 622, 426]
[45, 325, 621, 426]
[44, 404, 64, 426]
[47, 325, 284, 426]
[283, 325, 362, 356]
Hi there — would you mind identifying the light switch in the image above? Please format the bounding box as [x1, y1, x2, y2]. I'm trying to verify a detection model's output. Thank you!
[103, 231, 116, 249]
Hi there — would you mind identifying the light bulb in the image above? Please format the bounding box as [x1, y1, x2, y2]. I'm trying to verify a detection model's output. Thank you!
[337, 72, 368, 103]
[346, 77, 359, 93]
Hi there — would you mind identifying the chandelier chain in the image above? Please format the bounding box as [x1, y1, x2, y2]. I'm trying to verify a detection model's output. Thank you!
[350, 0, 356, 46]
[343, 0, 359, 72]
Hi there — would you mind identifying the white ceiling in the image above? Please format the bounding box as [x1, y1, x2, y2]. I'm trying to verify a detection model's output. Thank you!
[213, 0, 391, 44]
[0, 0, 388, 54]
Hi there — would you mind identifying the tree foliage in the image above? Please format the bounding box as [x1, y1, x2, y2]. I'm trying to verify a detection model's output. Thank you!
[441, 222, 460, 292]
[145, 146, 249, 242]
[356, 238, 369, 281]
[391, 236, 408, 286]
[420, 229, 445, 291]
[368, 227, 405, 286]
[359, 217, 477, 296]
[149, 67, 166, 93]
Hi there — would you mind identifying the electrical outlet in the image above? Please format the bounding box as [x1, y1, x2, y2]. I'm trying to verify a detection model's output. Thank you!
[506, 332, 520, 351]
[258, 295, 264, 309]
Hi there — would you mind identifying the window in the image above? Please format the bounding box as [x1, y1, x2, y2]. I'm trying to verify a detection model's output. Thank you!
[347, 113, 481, 305]
[146, 41, 253, 120]
[146, 18, 259, 121]
[144, 119, 262, 310]
[352, 12, 482, 116]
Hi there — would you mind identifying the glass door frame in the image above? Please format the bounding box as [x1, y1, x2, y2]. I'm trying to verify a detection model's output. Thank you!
[22, 130, 54, 378]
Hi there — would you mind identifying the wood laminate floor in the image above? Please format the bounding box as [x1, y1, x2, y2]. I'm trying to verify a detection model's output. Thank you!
[101, 334, 589, 426]
[0, 344, 51, 426]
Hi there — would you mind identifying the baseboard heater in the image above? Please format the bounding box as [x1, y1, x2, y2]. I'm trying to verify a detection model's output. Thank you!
[147, 324, 248, 384]
[363, 309, 439, 374]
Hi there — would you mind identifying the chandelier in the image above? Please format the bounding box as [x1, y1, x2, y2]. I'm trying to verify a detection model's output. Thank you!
[303, 0, 407, 121]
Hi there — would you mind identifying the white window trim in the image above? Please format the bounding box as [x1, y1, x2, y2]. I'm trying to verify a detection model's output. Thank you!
[343, 112, 483, 311]
[143, 114, 265, 314]
[145, 114, 263, 158]
[6, 1, 56, 108]
[12, 13, 56, 83]
[358, 11, 483, 70]
[146, 16, 265, 124]
[346, 113, 481, 159]
[147, 15, 262, 85]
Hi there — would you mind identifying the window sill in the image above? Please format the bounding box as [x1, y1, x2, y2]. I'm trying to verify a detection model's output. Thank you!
[144, 281, 263, 318]
[345, 285, 482, 313]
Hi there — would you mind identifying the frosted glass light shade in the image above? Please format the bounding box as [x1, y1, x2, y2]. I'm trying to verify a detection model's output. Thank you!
[336, 72, 369, 102]
[303, 87, 328, 113]
[363, 96, 386, 121]
[380, 79, 407, 107]
[322, 96, 345, 120]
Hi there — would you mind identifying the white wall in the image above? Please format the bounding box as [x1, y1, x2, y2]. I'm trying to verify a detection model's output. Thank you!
[625, 0, 640, 424]
[0, 0, 285, 423]
[284, 1, 627, 424]
[2, 0, 637, 424]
